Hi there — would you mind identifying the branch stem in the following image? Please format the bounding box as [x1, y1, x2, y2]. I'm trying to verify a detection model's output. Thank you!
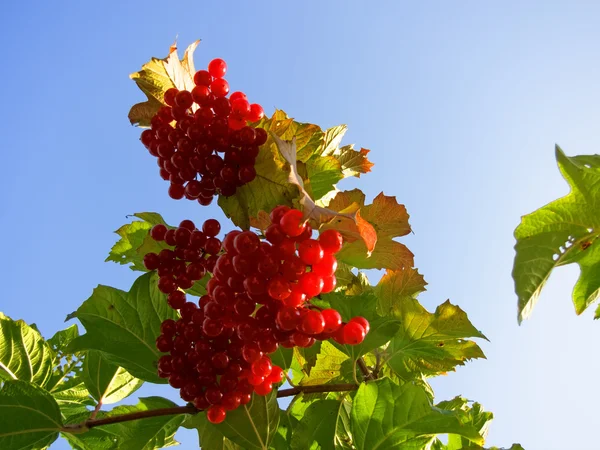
[60, 383, 360, 434]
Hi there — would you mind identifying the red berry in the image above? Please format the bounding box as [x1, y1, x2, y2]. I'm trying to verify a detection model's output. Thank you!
[233, 231, 260, 255]
[267, 366, 284, 384]
[343, 322, 366, 345]
[321, 309, 342, 333]
[349, 317, 370, 334]
[168, 183, 185, 200]
[251, 356, 272, 378]
[280, 209, 307, 237]
[164, 88, 178, 106]
[194, 70, 212, 86]
[254, 381, 273, 396]
[158, 277, 177, 294]
[155, 334, 172, 352]
[175, 90, 194, 109]
[228, 116, 246, 131]
[319, 229, 343, 254]
[298, 272, 324, 298]
[267, 276, 291, 301]
[270, 205, 290, 225]
[151, 224, 168, 241]
[298, 239, 324, 265]
[191, 85, 211, 104]
[301, 310, 325, 335]
[321, 275, 336, 294]
[276, 307, 302, 331]
[247, 104, 265, 122]
[208, 58, 227, 78]
[312, 253, 337, 277]
[167, 290, 186, 309]
[254, 128, 268, 146]
[231, 98, 250, 118]
[143, 253, 160, 270]
[207, 405, 226, 424]
[229, 91, 247, 103]
[203, 219, 221, 237]
[210, 78, 229, 97]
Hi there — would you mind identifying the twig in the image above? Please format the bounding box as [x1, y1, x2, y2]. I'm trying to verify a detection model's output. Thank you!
[89, 400, 103, 420]
[357, 357, 375, 381]
[61, 383, 360, 434]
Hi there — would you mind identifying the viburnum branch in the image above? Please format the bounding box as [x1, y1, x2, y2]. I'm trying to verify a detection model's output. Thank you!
[60, 383, 359, 434]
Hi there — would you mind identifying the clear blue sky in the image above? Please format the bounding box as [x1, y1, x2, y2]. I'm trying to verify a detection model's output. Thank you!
[1, 1, 599, 449]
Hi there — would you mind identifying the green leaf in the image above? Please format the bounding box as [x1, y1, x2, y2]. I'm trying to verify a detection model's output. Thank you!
[0, 380, 63, 450]
[270, 410, 298, 450]
[351, 378, 483, 450]
[384, 300, 486, 380]
[106, 212, 170, 272]
[0, 313, 54, 386]
[436, 397, 494, 449]
[513, 146, 600, 321]
[50, 375, 95, 422]
[214, 392, 280, 449]
[375, 268, 427, 317]
[47, 325, 80, 355]
[270, 346, 293, 372]
[67, 272, 179, 383]
[63, 396, 185, 450]
[294, 341, 350, 386]
[82, 351, 143, 404]
[291, 399, 342, 450]
[292, 341, 321, 376]
[183, 414, 244, 450]
[129, 41, 199, 127]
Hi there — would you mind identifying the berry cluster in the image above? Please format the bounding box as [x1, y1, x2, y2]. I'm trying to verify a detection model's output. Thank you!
[148, 207, 370, 424]
[139, 58, 268, 205]
[143, 219, 222, 305]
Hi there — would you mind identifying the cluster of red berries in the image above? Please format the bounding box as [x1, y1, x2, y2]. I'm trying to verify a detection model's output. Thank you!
[143, 219, 222, 304]
[139, 58, 268, 205]
[147, 207, 369, 424]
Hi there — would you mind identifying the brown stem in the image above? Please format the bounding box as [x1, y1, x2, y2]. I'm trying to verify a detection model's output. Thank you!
[61, 383, 360, 434]
[357, 357, 375, 381]
[277, 383, 358, 398]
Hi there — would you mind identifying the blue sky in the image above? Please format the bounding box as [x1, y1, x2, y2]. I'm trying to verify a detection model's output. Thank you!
[2, 1, 600, 449]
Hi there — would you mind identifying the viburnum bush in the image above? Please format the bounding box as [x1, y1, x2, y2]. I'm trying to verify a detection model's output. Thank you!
[0, 42, 523, 450]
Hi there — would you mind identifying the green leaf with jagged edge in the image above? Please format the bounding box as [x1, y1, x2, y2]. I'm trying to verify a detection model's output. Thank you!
[106, 212, 171, 272]
[211, 391, 280, 450]
[129, 41, 199, 127]
[292, 341, 351, 386]
[183, 413, 244, 450]
[321, 189, 414, 270]
[82, 351, 143, 405]
[431, 440, 525, 450]
[291, 399, 344, 450]
[67, 272, 179, 383]
[293, 341, 322, 376]
[435, 397, 494, 449]
[375, 267, 427, 317]
[351, 378, 483, 450]
[63, 396, 185, 450]
[383, 299, 487, 381]
[513, 146, 600, 322]
[47, 324, 79, 355]
[316, 291, 402, 362]
[0, 312, 54, 386]
[0, 380, 63, 450]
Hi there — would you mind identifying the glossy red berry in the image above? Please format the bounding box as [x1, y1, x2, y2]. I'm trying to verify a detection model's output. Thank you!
[208, 58, 227, 78]
[207, 405, 226, 424]
[280, 209, 306, 237]
[151, 224, 168, 241]
[343, 322, 366, 345]
[298, 272, 324, 298]
[318, 229, 344, 254]
[301, 310, 325, 335]
[349, 316, 370, 334]
[298, 239, 324, 265]
[247, 104, 265, 122]
[322, 309, 342, 333]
